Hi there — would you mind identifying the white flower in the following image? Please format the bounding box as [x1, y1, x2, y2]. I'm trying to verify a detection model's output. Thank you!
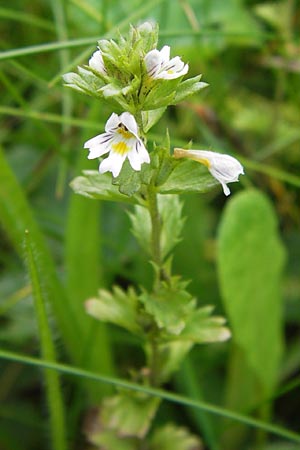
[144, 45, 188, 80]
[89, 49, 106, 75]
[174, 148, 244, 196]
[84, 112, 150, 178]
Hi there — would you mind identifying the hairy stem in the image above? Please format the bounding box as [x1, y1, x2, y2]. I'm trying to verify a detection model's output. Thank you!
[146, 186, 162, 387]
[147, 186, 162, 279]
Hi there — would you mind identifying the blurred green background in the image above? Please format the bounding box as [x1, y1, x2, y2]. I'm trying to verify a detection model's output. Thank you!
[0, 1, 300, 449]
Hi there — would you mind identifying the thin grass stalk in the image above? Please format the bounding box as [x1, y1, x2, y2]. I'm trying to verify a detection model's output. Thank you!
[24, 230, 67, 450]
[0, 349, 299, 445]
[50, 0, 73, 197]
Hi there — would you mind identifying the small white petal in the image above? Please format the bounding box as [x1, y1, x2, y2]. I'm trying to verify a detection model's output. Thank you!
[136, 140, 150, 163]
[160, 45, 171, 60]
[120, 112, 139, 137]
[144, 49, 161, 76]
[105, 113, 120, 132]
[127, 150, 142, 171]
[127, 140, 150, 171]
[99, 152, 126, 178]
[89, 50, 106, 74]
[87, 145, 110, 160]
[221, 183, 231, 196]
[84, 132, 111, 148]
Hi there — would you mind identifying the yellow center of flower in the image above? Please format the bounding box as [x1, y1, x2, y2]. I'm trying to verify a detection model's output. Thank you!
[112, 141, 129, 155]
[117, 127, 132, 139]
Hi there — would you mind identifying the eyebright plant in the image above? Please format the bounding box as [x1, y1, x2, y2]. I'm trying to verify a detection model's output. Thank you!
[64, 22, 244, 450]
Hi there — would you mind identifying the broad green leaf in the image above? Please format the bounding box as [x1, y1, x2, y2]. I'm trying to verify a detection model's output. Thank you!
[172, 75, 208, 105]
[88, 430, 137, 450]
[129, 194, 185, 259]
[86, 286, 141, 334]
[142, 107, 167, 132]
[171, 306, 231, 344]
[157, 159, 219, 195]
[159, 195, 185, 259]
[101, 392, 160, 438]
[70, 170, 138, 203]
[63, 70, 103, 97]
[140, 281, 195, 335]
[142, 78, 179, 110]
[112, 161, 143, 196]
[149, 423, 203, 450]
[217, 190, 285, 396]
[128, 204, 151, 255]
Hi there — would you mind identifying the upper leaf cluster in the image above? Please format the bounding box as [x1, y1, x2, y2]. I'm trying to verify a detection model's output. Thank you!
[63, 22, 207, 114]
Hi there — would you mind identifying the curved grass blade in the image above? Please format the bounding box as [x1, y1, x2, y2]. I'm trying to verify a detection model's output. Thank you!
[0, 349, 299, 445]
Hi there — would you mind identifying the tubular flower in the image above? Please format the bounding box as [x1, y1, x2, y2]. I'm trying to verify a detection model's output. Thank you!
[84, 112, 150, 178]
[174, 148, 244, 196]
[144, 45, 188, 80]
[88, 49, 107, 75]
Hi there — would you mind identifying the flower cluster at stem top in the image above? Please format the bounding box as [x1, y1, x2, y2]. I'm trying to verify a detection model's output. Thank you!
[64, 22, 244, 195]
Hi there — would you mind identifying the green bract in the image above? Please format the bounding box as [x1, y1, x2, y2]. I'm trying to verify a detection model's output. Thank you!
[63, 23, 206, 115]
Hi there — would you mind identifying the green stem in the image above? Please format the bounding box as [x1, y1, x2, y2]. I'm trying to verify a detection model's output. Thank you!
[146, 186, 162, 387]
[135, 108, 145, 137]
[149, 336, 159, 387]
[147, 186, 162, 277]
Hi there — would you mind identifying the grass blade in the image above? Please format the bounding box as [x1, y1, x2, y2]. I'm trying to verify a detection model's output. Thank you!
[0, 349, 299, 445]
[24, 230, 67, 450]
[0, 147, 80, 357]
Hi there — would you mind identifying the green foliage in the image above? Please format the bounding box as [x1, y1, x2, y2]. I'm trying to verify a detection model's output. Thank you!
[218, 190, 285, 397]
[129, 194, 185, 259]
[149, 423, 203, 450]
[63, 21, 198, 115]
[173, 306, 231, 344]
[70, 170, 139, 203]
[71, 158, 220, 202]
[112, 159, 154, 197]
[172, 76, 208, 105]
[0, 147, 79, 357]
[217, 190, 286, 448]
[85, 391, 160, 449]
[142, 107, 167, 133]
[157, 159, 219, 195]
[140, 280, 196, 335]
[24, 231, 67, 450]
[86, 286, 142, 335]
[100, 392, 160, 438]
